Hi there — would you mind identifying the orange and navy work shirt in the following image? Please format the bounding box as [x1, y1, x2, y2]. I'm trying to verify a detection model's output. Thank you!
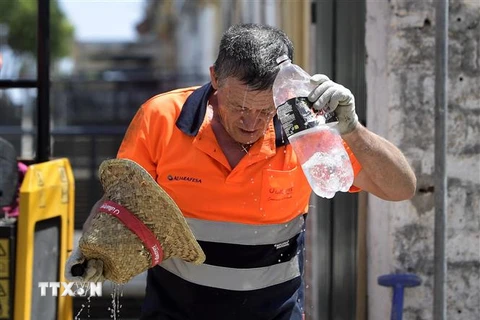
[117, 83, 362, 320]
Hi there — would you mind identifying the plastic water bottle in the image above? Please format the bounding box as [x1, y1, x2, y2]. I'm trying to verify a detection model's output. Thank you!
[272, 55, 354, 198]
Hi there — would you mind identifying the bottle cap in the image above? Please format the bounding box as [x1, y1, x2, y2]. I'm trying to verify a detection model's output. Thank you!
[276, 55, 290, 65]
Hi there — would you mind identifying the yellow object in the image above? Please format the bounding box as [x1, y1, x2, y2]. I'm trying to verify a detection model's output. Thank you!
[0, 239, 9, 279]
[0, 279, 9, 319]
[279, 0, 311, 71]
[15, 158, 75, 320]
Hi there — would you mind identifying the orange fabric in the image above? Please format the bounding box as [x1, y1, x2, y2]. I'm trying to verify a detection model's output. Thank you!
[117, 87, 362, 225]
[342, 140, 362, 193]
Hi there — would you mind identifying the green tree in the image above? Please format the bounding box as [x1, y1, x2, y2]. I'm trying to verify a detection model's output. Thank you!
[0, 0, 74, 59]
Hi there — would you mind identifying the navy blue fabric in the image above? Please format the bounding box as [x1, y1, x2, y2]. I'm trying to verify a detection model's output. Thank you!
[197, 233, 300, 269]
[140, 232, 306, 320]
[175, 83, 213, 137]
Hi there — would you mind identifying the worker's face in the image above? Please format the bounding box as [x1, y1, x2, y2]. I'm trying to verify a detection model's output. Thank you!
[210, 69, 276, 145]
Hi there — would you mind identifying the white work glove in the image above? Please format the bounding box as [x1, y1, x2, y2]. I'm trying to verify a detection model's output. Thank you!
[65, 247, 105, 283]
[308, 74, 359, 135]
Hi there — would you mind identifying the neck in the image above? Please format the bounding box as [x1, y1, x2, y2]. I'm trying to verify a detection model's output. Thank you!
[238, 142, 252, 153]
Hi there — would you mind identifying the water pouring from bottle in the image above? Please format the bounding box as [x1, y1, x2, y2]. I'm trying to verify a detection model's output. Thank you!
[272, 55, 354, 198]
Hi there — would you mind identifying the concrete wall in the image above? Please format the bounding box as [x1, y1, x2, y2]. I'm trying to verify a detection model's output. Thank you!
[365, 0, 479, 319]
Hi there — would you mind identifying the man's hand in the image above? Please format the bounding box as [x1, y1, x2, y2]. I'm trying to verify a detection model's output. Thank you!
[308, 74, 359, 135]
[65, 247, 104, 283]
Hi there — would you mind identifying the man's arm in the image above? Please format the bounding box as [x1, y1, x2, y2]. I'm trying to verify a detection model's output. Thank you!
[344, 124, 416, 201]
[308, 74, 416, 201]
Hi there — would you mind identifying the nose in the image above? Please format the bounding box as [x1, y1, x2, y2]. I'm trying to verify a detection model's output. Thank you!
[240, 113, 261, 130]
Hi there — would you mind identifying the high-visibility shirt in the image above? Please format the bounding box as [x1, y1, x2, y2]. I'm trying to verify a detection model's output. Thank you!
[117, 83, 362, 320]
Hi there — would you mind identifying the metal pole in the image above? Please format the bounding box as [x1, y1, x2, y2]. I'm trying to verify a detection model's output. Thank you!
[315, 0, 334, 79]
[36, 0, 51, 163]
[434, 0, 448, 319]
[314, 1, 335, 319]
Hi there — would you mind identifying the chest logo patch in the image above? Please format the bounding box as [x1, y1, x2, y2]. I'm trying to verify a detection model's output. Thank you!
[268, 187, 293, 201]
[167, 175, 202, 183]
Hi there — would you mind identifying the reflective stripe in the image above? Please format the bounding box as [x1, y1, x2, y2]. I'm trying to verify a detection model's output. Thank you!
[160, 255, 300, 291]
[186, 215, 305, 245]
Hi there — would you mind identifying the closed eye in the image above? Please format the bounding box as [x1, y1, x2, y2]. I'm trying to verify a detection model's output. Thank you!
[260, 107, 275, 116]
[233, 104, 247, 111]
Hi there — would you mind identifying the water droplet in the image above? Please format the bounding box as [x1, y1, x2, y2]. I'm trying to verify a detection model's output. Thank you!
[75, 302, 86, 320]
[87, 296, 91, 318]
[109, 283, 123, 320]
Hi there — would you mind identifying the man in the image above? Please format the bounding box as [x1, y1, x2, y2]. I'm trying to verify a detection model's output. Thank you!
[66, 23, 416, 319]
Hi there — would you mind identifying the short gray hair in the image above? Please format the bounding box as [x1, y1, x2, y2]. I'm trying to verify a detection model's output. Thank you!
[213, 23, 294, 91]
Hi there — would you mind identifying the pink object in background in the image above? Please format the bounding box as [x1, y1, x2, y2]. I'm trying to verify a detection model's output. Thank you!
[1, 162, 28, 218]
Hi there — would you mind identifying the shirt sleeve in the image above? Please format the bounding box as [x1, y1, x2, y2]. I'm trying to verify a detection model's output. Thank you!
[117, 105, 157, 179]
[342, 140, 362, 193]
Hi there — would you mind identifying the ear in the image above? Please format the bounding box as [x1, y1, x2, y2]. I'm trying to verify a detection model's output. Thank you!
[209, 66, 218, 90]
